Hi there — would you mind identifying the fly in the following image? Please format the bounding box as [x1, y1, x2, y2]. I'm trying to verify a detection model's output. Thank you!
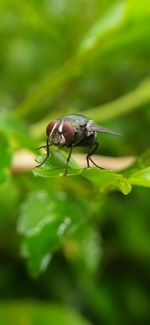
[36, 114, 121, 175]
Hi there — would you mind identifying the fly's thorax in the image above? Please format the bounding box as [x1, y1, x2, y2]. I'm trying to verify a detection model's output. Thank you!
[76, 132, 97, 147]
[46, 120, 76, 146]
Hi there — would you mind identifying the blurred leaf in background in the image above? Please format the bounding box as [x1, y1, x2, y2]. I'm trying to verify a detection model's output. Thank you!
[0, 303, 90, 325]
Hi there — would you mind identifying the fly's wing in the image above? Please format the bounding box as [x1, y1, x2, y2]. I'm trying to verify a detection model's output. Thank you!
[90, 122, 122, 136]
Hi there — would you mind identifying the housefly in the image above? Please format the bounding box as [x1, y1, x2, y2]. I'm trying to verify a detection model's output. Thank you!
[36, 114, 121, 175]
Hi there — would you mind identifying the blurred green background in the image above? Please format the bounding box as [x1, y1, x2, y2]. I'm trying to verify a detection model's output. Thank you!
[0, 0, 150, 324]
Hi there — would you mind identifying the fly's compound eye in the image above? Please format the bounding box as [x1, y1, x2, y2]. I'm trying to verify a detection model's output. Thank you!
[46, 120, 57, 137]
[62, 122, 75, 144]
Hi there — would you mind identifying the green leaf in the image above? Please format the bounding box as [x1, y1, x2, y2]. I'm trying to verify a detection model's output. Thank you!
[33, 147, 81, 177]
[33, 148, 131, 194]
[129, 167, 150, 187]
[18, 190, 90, 276]
[124, 150, 150, 188]
[0, 302, 90, 325]
[34, 148, 150, 193]
[74, 225, 101, 273]
[82, 168, 132, 195]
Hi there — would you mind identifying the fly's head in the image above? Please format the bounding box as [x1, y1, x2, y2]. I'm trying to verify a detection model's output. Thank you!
[46, 120, 76, 146]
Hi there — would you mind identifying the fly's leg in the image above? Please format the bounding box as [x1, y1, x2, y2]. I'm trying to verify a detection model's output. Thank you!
[86, 142, 98, 167]
[64, 145, 73, 176]
[86, 142, 104, 169]
[36, 138, 50, 167]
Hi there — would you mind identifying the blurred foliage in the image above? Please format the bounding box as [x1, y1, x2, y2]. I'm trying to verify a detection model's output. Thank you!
[0, 303, 90, 325]
[0, 0, 150, 324]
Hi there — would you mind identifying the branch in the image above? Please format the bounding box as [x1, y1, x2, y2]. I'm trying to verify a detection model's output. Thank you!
[11, 150, 136, 173]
